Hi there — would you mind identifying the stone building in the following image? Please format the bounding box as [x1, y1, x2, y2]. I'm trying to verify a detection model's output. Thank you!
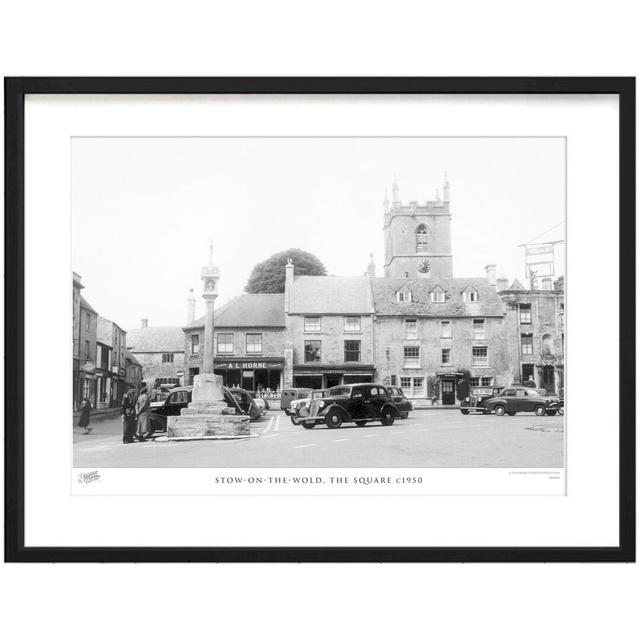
[76, 290, 98, 408]
[126, 319, 185, 390]
[124, 348, 143, 391]
[96, 316, 128, 408]
[371, 275, 507, 404]
[284, 262, 376, 389]
[183, 293, 286, 391]
[498, 278, 565, 395]
[383, 175, 453, 279]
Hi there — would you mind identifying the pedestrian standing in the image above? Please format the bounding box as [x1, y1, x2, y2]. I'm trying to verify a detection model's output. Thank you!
[78, 397, 92, 435]
[121, 389, 137, 444]
[135, 386, 151, 442]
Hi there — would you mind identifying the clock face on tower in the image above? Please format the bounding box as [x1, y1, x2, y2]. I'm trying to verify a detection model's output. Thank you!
[417, 259, 431, 274]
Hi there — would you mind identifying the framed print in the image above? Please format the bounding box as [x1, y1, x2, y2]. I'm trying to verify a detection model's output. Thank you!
[4, 77, 635, 562]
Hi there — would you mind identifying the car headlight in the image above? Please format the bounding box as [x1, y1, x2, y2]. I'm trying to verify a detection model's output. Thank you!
[465, 397, 469, 402]
[317, 401, 325, 409]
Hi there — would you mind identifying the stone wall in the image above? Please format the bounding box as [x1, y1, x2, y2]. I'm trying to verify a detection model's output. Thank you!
[132, 351, 186, 387]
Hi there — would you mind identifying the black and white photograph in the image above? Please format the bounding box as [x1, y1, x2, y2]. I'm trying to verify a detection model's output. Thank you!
[72, 136, 566, 474]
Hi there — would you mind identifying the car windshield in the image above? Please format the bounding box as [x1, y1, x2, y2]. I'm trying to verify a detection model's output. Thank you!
[311, 390, 327, 399]
[328, 387, 349, 397]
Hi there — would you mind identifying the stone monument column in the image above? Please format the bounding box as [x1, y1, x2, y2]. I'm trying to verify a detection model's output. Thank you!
[167, 243, 251, 440]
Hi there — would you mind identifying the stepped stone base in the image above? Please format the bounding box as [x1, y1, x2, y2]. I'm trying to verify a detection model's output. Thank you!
[165, 372, 251, 441]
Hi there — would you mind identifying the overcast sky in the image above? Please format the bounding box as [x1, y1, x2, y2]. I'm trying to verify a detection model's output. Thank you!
[72, 137, 565, 331]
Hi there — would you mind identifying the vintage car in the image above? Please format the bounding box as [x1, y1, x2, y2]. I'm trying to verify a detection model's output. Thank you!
[298, 383, 399, 429]
[289, 389, 329, 425]
[280, 387, 314, 416]
[483, 386, 561, 416]
[460, 386, 505, 415]
[384, 386, 413, 419]
[149, 385, 262, 431]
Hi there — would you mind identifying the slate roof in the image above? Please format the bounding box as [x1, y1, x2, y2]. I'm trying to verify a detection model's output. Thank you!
[79, 295, 97, 314]
[185, 293, 285, 329]
[126, 325, 185, 352]
[370, 277, 505, 317]
[97, 317, 114, 346]
[289, 276, 374, 314]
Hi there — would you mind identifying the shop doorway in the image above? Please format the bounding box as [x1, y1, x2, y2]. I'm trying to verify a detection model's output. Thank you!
[441, 379, 456, 405]
[522, 363, 535, 387]
[254, 369, 281, 394]
[541, 365, 555, 394]
[324, 374, 343, 389]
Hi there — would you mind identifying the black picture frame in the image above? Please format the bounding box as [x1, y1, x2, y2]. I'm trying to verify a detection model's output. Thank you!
[4, 77, 635, 563]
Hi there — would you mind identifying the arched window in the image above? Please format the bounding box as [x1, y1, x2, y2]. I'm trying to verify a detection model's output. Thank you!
[542, 333, 554, 356]
[416, 224, 429, 253]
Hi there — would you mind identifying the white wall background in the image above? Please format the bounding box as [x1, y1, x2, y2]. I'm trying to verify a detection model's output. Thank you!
[1, 2, 638, 640]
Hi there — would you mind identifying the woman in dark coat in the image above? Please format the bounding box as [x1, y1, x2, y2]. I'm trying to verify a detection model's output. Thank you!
[78, 398, 92, 434]
[121, 389, 137, 444]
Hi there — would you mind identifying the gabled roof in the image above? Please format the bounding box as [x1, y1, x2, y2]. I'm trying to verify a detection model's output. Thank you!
[509, 278, 527, 291]
[371, 277, 505, 317]
[185, 293, 285, 329]
[289, 276, 373, 314]
[124, 347, 142, 367]
[79, 295, 97, 314]
[97, 316, 113, 346]
[126, 326, 185, 352]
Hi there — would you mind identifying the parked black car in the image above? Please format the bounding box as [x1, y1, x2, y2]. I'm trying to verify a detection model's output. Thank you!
[298, 383, 399, 429]
[385, 386, 413, 419]
[149, 385, 262, 431]
[483, 387, 560, 416]
[289, 389, 329, 425]
[460, 386, 505, 415]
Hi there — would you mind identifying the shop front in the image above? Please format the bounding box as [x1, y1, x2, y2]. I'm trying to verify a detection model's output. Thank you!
[214, 358, 284, 393]
[292, 364, 375, 390]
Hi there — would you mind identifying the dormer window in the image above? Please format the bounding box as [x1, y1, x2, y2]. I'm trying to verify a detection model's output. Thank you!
[416, 224, 429, 253]
[462, 288, 479, 302]
[430, 287, 445, 303]
[397, 290, 413, 302]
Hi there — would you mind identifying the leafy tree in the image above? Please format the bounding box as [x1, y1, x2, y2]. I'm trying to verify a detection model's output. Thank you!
[245, 248, 328, 294]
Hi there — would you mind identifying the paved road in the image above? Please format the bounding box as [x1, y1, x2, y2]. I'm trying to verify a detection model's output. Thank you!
[73, 409, 564, 468]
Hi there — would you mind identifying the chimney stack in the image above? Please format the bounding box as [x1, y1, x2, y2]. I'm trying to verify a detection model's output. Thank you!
[141, 318, 149, 330]
[496, 277, 509, 292]
[485, 264, 497, 286]
[284, 259, 295, 312]
[186, 288, 196, 324]
[366, 253, 376, 278]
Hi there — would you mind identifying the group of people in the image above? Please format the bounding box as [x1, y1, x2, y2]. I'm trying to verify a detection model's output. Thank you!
[121, 385, 152, 444]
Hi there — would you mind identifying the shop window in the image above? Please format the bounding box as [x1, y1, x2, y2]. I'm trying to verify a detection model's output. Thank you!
[469, 377, 480, 387]
[304, 316, 321, 332]
[304, 340, 321, 362]
[441, 348, 451, 364]
[472, 346, 488, 366]
[344, 316, 361, 332]
[519, 304, 532, 324]
[246, 333, 262, 354]
[441, 320, 451, 338]
[404, 346, 420, 368]
[521, 333, 533, 355]
[162, 353, 174, 363]
[481, 376, 493, 387]
[473, 318, 485, 339]
[344, 340, 361, 363]
[405, 319, 418, 339]
[191, 334, 200, 355]
[217, 333, 234, 353]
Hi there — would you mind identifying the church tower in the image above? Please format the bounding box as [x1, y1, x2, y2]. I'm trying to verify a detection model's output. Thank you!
[383, 174, 453, 278]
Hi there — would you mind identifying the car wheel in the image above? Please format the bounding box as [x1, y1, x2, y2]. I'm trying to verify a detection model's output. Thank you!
[326, 410, 343, 429]
[401, 412, 409, 419]
[495, 405, 506, 416]
[534, 405, 547, 416]
[460, 409, 469, 415]
[558, 406, 565, 416]
[302, 422, 315, 429]
[380, 408, 395, 426]
[290, 415, 300, 425]
[547, 410, 557, 416]
[354, 420, 367, 426]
